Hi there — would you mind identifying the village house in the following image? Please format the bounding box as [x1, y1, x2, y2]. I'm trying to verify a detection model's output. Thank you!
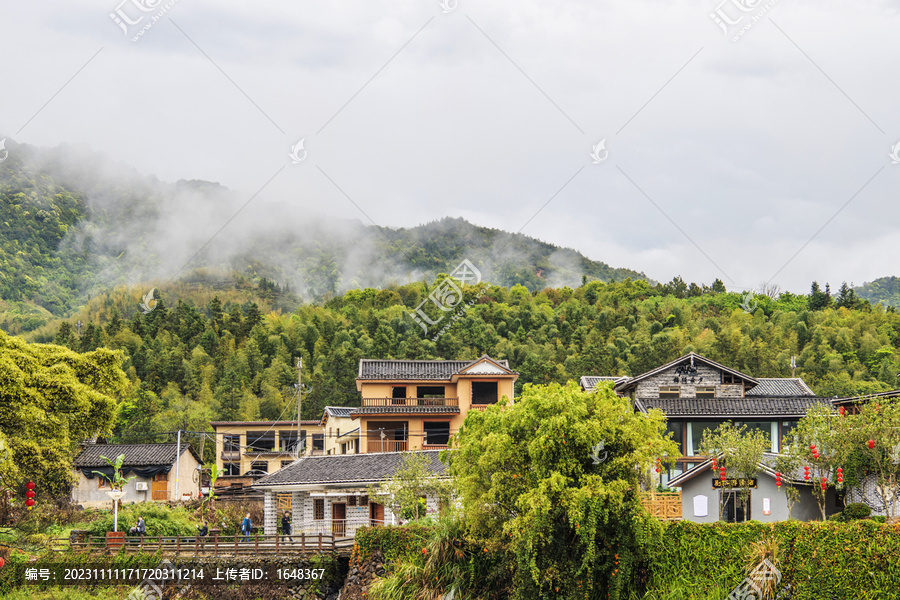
[320, 406, 360, 455]
[210, 419, 321, 489]
[581, 352, 830, 488]
[253, 450, 448, 538]
[72, 443, 201, 507]
[668, 453, 838, 523]
[350, 355, 517, 453]
[253, 355, 517, 537]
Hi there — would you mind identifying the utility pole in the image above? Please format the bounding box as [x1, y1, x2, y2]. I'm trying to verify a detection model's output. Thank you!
[296, 357, 302, 457]
[174, 429, 181, 501]
[790, 356, 797, 378]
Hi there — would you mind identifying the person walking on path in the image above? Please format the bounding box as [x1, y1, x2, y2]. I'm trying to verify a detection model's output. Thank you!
[281, 510, 292, 543]
[240, 513, 252, 542]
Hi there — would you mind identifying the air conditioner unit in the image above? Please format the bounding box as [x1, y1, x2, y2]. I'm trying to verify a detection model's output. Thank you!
[135, 482, 148, 491]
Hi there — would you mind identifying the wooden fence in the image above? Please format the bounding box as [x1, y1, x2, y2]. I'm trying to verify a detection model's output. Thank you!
[640, 493, 682, 521]
[64, 532, 346, 556]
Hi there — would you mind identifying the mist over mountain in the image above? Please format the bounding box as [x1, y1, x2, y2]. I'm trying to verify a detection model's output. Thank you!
[0, 139, 647, 331]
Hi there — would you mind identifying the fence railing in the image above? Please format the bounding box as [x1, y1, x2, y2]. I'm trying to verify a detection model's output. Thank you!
[366, 439, 407, 453]
[66, 532, 337, 556]
[640, 493, 682, 521]
[360, 397, 459, 407]
[293, 519, 387, 539]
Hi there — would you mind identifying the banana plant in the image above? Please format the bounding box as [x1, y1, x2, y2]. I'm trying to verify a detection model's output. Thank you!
[92, 454, 136, 490]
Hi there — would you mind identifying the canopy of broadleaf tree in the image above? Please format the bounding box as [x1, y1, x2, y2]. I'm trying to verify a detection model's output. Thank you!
[448, 381, 677, 600]
[0, 329, 126, 496]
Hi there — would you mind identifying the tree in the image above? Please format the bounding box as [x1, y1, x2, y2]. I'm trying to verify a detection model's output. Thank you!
[448, 381, 677, 599]
[92, 454, 137, 490]
[0, 330, 126, 498]
[789, 403, 842, 519]
[699, 422, 770, 521]
[368, 453, 450, 523]
[845, 398, 900, 521]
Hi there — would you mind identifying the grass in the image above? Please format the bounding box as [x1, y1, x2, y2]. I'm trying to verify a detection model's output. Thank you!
[3, 587, 135, 600]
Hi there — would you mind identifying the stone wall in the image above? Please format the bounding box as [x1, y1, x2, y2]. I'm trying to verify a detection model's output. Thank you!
[634, 365, 744, 398]
[340, 550, 386, 600]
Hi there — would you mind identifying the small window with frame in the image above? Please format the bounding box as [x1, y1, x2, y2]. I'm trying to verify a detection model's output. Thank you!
[695, 386, 716, 398]
[313, 498, 325, 520]
[659, 386, 681, 399]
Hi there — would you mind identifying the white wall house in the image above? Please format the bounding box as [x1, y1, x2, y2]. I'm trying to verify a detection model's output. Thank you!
[72, 443, 202, 508]
[252, 450, 447, 538]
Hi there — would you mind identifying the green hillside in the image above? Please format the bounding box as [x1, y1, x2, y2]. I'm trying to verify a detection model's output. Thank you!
[0, 140, 646, 333]
[856, 276, 900, 308]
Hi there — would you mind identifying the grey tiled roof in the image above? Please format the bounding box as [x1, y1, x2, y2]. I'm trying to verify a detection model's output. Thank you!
[253, 450, 448, 487]
[357, 355, 511, 380]
[580, 376, 629, 391]
[640, 396, 830, 418]
[747, 378, 815, 396]
[350, 406, 460, 416]
[324, 406, 354, 418]
[74, 443, 196, 468]
[616, 353, 758, 392]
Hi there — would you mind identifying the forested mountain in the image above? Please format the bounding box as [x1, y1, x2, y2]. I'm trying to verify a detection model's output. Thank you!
[0, 139, 645, 334]
[856, 277, 900, 308]
[31, 276, 899, 455]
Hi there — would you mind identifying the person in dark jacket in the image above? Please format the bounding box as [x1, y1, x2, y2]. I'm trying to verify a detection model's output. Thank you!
[129, 516, 146, 536]
[197, 522, 208, 536]
[281, 511, 292, 542]
[240, 513, 251, 542]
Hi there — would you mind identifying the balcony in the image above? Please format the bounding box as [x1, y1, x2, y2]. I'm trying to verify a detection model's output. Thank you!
[367, 439, 408, 453]
[220, 450, 241, 460]
[361, 397, 459, 407]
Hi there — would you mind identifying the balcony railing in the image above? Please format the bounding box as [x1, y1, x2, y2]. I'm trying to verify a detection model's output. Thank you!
[360, 397, 459, 407]
[366, 439, 408, 453]
[220, 450, 240, 460]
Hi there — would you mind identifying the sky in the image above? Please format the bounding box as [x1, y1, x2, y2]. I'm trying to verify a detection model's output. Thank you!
[1, 0, 899, 294]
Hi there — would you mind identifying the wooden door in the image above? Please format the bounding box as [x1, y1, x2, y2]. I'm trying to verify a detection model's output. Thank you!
[370, 502, 384, 527]
[332, 503, 346, 536]
[151, 473, 168, 501]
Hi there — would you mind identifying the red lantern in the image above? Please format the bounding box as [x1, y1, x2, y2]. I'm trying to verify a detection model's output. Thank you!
[25, 490, 35, 499]
[25, 481, 35, 509]
[25, 499, 35, 507]
[0, 556, 4, 569]
[810, 444, 816, 451]
[838, 406, 846, 416]
[26, 481, 35, 490]
[711, 458, 717, 471]
[821, 477, 827, 491]
[720, 466, 726, 482]
[868, 439, 875, 450]
[775, 472, 782, 488]
[837, 467, 844, 484]
[804, 466, 810, 481]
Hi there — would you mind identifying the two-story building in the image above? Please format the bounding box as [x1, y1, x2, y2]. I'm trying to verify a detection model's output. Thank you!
[253, 355, 517, 538]
[581, 352, 830, 486]
[210, 420, 322, 488]
[351, 355, 518, 453]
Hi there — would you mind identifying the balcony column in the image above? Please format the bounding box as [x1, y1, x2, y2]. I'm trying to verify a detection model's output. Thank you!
[291, 491, 306, 533]
[264, 491, 277, 535]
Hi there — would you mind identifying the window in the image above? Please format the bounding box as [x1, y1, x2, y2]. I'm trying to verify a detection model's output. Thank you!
[659, 386, 681, 399]
[279, 431, 298, 453]
[666, 422, 684, 455]
[687, 421, 725, 456]
[424, 421, 451, 446]
[313, 499, 325, 520]
[299, 430, 307, 452]
[695, 387, 716, 398]
[223, 434, 241, 453]
[471, 381, 498, 405]
[417, 386, 446, 398]
[223, 462, 240, 476]
[246, 432, 274, 452]
[98, 477, 111, 490]
[360, 495, 369, 506]
[348, 495, 357, 506]
[392, 387, 407, 405]
[312, 434, 324, 451]
[249, 461, 268, 474]
[341, 443, 347, 455]
[721, 490, 750, 522]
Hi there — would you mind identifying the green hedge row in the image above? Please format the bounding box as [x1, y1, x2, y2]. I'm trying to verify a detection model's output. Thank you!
[646, 521, 900, 600]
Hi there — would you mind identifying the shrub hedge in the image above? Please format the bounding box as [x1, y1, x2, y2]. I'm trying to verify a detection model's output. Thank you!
[357, 520, 900, 600]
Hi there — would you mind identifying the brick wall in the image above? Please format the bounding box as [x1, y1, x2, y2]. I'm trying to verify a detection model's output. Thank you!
[635, 365, 744, 398]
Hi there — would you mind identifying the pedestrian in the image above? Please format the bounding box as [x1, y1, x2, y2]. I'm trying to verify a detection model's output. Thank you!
[129, 516, 146, 536]
[197, 521, 208, 537]
[281, 510, 292, 542]
[240, 512, 251, 542]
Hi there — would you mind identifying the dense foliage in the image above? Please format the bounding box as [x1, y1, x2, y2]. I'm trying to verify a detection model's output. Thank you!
[856, 276, 900, 308]
[0, 329, 125, 500]
[447, 382, 676, 599]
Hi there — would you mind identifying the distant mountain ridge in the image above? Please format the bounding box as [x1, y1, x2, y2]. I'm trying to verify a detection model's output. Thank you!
[0, 139, 648, 332]
[855, 277, 900, 308]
